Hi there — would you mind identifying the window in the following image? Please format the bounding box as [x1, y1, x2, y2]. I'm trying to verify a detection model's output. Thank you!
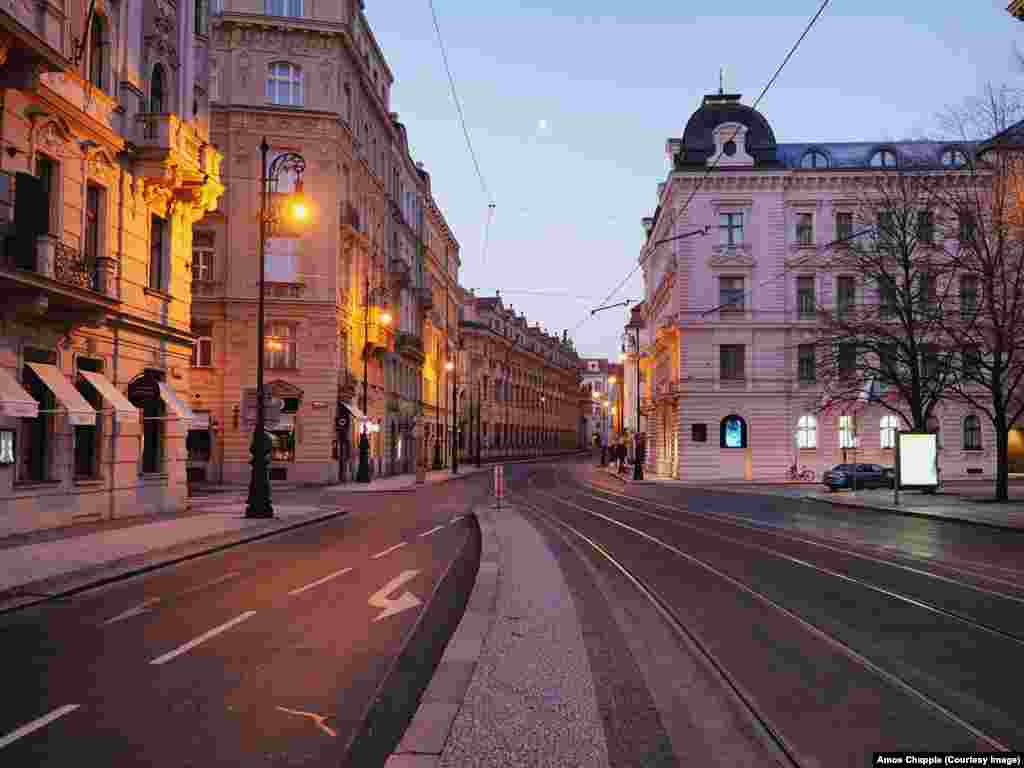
[265, 0, 302, 15]
[36, 153, 56, 235]
[879, 277, 897, 320]
[88, 14, 105, 90]
[186, 425, 212, 462]
[720, 344, 745, 381]
[719, 212, 743, 246]
[835, 212, 853, 243]
[796, 213, 813, 245]
[149, 214, 165, 290]
[941, 148, 968, 168]
[192, 231, 215, 282]
[127, 371, 165, 475]
[877, 211, 895, 247]
[719, 276, 744, 314]
[916, 211, 934, 244]
[796, 414, 817, 449]
[150, 64, 165, 113]
[74, 357, 104, 479]
[19, 349, 57, 482]
[870, 149, 897, 168]
[839, 415, 856, 448]
[962, 345, 981, 380]
[838, 343, 857, 379]
[797, 277, 815, 318]
[920, 344, 939, 379]
[801, 150, 828, 169]
[192, 325, 213, 367]
[266, 62, 303, 106]
[264, 237, 297, 282]
[963, 415, 982, 451]
[880, 414, 899, 449]
[960, 275, 979, 319]
[265, 323, 297, 368]
[836, 276, 855, 318]
[84, 184, 102, 291]
[919, 273, 936, 314]
[958, 212, 976, 244]
[720, 415, 747, 448]
[878, 343, 898, 383]
[194, 0, 208, 35]
[798, 344, 816, 382]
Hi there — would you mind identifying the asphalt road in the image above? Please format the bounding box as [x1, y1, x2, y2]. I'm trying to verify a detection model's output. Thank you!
[514, 460, 1024, 766]
[0, 471, 494, 767]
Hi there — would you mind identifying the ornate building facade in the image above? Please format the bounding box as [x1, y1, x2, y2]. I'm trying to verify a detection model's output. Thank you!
[0, 0, 223, 533]
[637, 92, 999, 482]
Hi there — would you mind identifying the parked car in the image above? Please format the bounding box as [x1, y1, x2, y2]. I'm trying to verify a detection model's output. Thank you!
[822, 463, 894, 491]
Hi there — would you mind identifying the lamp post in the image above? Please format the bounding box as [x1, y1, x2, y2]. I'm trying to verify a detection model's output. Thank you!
[246, 139, 309, 519]
[357, 275, 391, 483]
[626, 312, 645, 481]
[445, 356, 458, 474]
[475, 378, 482, 467]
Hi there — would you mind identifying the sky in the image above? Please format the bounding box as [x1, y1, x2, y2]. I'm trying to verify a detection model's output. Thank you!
[367, 1, 1023, 360]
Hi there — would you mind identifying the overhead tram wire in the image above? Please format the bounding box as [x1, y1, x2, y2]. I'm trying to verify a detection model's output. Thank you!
[571, 0, 832, 336]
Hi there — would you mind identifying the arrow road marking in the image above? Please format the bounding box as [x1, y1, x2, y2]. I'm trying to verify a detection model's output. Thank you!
[368, 570, 421, 622]
[0, 705, 80, 750]
[149, 611, 257, 665]
[419, 525, 445, 538]
[275, 706, 336, 738]
[288, 567, 353, 596]
[102, 597, 162, 625]
[371, 542, 407, 559]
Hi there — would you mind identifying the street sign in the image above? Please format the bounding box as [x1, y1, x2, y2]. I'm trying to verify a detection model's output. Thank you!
[494, 464, 505, 508]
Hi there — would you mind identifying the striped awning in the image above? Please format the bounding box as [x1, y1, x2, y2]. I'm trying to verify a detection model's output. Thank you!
[26, 363, 95, 426]
[158, 382, 194, 426]
[0, 367, 38, 419]
[79, 371, 139, 423]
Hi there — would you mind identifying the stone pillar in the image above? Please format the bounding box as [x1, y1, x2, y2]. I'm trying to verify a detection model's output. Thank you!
[35, 234, 55, 279]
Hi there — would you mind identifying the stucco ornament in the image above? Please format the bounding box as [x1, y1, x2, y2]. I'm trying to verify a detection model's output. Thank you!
[87, 150, 118, 184]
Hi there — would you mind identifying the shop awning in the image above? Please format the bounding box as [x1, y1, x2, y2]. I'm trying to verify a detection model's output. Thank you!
[158, 382, 194, 426]
[25, 363, 95, 426]
[79, 371, 140, 423]
[0, 367, 38, 419]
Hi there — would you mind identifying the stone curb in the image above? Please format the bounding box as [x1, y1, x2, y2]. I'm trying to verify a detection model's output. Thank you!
[383, 504, 502, 768]
[0, 508, 347, 616]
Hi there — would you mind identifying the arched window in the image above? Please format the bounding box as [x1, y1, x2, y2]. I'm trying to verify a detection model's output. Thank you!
[720, 414, 747, 449]
[963, 415, 982, 450]
[88, 14, 105, 90]
[796, 414, 817, 449]
[880, 414, 899, 449]
[800, 150, 829, 169]
[266, 62, 303, 106]
[941, 148, 968, 168]
[870, 149, 898, 168]
[150, 63, 165, 113]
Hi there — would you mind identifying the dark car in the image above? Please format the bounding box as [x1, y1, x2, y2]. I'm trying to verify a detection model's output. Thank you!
[822, 463, 894, 491]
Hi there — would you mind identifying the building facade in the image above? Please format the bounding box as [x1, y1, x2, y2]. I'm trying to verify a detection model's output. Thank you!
[191, 0, 455, 485]
[460, 294, 582, 460]
[579, 357, 612, 448]
[0, 0, 223, 534]
[637, 92, 1002, 482]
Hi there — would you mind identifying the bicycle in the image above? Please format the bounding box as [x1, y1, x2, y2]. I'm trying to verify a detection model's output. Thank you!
[788, 463, 815, 481]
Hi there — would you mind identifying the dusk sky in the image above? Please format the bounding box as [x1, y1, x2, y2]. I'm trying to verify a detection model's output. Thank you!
[369, 1, 1022, 360]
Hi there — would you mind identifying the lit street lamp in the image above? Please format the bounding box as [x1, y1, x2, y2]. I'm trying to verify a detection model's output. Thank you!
[356, 279, 391, 483]
[247, 138, 310, 519]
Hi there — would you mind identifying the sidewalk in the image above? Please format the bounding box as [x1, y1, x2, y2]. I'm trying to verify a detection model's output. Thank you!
[0, 500, 344, 613]
[599, 466, 1024, 533]
[386, 502, 611, 768]
[324, 465, 492, 495]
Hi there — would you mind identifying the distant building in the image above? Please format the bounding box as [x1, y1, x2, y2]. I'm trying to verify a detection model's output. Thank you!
[580, 358, 613, 447]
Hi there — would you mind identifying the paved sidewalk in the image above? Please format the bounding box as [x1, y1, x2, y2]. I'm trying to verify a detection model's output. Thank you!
[386, 502, 611, 768]
[323, 465, 492, 495]
[0, 502, 343, 612]
[599, 466, 1024, 532]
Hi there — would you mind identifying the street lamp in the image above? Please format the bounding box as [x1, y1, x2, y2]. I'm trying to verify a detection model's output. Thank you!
[444, 358, 457, 474]
[247, 138, 309, 519]
[626, 307, 645, 481]
[356, 277, 391, 483]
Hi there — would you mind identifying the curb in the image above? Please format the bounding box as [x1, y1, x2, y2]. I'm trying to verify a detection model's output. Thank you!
[382, 504, 502, 767]
[339, 511, 485, 768]
[0, 508, 348, 616]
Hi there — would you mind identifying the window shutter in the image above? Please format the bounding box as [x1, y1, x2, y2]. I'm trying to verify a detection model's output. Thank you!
[13, 172, 47, 268]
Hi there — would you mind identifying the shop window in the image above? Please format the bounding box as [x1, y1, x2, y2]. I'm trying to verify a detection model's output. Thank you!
[186, 427, 212, 462]
[74, 356, 104, 479]
[127, 370, 166, 474]
[720, 414, 747, 449]
[19, 347, 57, 483]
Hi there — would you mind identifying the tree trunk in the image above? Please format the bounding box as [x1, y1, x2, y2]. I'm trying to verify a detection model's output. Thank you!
[995, 412, 1010, 502]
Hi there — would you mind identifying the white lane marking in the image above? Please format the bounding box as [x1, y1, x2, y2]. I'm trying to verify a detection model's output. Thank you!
[371, 542, 407, 560]
[181, 571, 240, 595]
[368, 570, 421, 622]
[149, 611, 257, 666]
[102, 597, 162, 625]
[288, 567, 353, 596]
[418, 525, 445, 538]
[449, 515, 466, 524]
[276, 706, 337, 738]
[0, 705, 80, 750]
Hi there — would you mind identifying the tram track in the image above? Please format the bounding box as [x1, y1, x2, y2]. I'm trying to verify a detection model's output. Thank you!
[513, 471, 1017, 761]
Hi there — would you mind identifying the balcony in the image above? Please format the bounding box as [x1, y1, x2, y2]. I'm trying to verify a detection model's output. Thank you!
[263, 281, 305, 299]
[133, 114, 224, 217]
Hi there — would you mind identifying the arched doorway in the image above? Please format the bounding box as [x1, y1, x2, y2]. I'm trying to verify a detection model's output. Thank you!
[719, 414, 749, 480]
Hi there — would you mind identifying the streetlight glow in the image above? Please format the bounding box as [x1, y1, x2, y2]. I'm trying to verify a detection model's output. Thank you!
[445, 360, 454, 372]
[380, 310, 392, 326]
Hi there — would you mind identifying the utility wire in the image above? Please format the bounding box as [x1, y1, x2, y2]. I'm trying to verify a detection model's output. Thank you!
[428, 0, 493, 204]
[573, 0, 831, 335]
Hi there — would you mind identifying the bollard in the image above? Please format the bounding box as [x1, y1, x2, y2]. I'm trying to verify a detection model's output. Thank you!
[494, 463, 505, 510]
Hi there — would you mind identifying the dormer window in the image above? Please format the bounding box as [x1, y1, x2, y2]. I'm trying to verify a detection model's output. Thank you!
[941, 148, 969, 168]
[800, 150, 828, 169]
[870, 149, 898, 168]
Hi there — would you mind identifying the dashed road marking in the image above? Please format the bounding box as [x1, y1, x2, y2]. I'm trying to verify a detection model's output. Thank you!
[149, 611, 257, 665]
[276, 706, 337, 738]
[102, 597, 162, 625]
[0, 705, 80, 750]
[288, 567, 353, 596]
[371, 542, 407, 559]
[449, 515, 466, 524]
[181, 571, 240, 595]
[418, 525, 445, 538]
[368, 570, 421, 622]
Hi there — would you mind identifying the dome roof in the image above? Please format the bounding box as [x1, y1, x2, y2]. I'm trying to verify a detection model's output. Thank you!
[677, 93, 779, 168]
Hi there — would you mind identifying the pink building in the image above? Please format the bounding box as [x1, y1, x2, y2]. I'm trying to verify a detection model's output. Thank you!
[638, 92, 1001, 483]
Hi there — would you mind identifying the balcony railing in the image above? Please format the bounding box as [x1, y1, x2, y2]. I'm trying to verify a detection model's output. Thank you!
[54, 241, 94, 291]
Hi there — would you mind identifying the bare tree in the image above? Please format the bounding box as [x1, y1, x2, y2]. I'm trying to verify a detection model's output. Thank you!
[935, 82, 1024, 142]
[812, 172, 958, 438]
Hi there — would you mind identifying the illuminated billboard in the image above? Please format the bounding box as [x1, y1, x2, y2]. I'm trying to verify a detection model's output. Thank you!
[898, 432, 939, 488]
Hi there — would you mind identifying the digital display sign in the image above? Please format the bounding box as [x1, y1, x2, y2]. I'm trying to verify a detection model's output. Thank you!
[898, 432, 938, 487]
